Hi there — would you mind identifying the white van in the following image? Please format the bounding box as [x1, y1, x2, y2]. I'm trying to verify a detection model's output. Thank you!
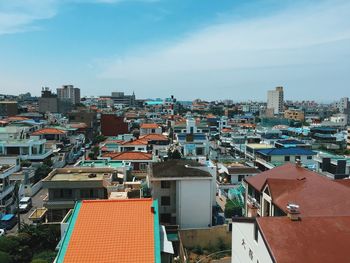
[19, 197, 32, 213]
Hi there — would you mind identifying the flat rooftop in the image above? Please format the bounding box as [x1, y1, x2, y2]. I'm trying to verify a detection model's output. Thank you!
[152, 160, 211, 178]
[50, 173, 106, 181]
[78, 160, 130, 168]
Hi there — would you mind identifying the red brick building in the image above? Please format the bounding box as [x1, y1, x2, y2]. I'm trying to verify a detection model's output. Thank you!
[101, 114, 129, 136]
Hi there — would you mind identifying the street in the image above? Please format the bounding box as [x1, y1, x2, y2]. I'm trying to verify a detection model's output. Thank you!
[7, 188, 48, 234]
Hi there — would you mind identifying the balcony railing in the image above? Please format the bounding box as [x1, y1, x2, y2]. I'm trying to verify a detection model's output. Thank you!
[247, 194, 261, 210]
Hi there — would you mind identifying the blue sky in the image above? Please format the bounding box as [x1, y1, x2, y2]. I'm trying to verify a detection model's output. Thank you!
[0, 0, 349, 101]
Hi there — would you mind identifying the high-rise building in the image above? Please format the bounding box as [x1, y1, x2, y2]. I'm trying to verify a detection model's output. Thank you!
[267, 86, 284, 115]
[57, 85, 81, 105]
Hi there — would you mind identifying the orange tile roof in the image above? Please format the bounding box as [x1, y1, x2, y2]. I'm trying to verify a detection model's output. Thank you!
[5, 116, 30, 122]
[63, 199, 156, 263]
[140, 123, 160, 129]
[32, 128, 67, 135]
[121, 139, 148, 145]
[140, 134, 169, 141]
[103, 151, 153, 160]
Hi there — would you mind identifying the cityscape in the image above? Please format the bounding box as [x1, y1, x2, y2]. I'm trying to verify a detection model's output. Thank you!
[1, 1, 350, 263]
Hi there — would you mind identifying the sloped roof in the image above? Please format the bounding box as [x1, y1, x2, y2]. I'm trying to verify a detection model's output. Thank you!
[246, 163, 350, 217]
[257, 216, 350, 263]
[103, 151, 153, 160]
[121, 139, 148, 146]
[32, 128, 67, 135]
[60, 199, 158, 263]
[140, 123, 160, 129]
[140, 134, 169, 141]
[256, 147, 316, 156]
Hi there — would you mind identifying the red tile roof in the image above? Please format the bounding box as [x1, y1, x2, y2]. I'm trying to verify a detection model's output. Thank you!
[121, 139, 148, 145]
[257, 216, 350, 263]
[63, 199, 155, 263]
[246, 163, 350, 217]
[32, 128, 67, 135]
[140, 123, 160, 129]
[140, 134, 169, 141]
[102, 151, 153, 160]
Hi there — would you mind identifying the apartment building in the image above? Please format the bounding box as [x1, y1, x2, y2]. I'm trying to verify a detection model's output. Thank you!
[57, 85, 80, 105]
[267, 86, 284, 115]
[284, 108, 305, 122]
[42, 167, 115, 221]
[0, 157, 20, 215]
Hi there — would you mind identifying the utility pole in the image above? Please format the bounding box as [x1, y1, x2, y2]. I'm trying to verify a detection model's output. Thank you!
[14, 181, 21, 232]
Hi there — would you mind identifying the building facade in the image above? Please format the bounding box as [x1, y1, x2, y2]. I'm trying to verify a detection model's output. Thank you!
[57, 85, 81, 105]
[267, 86, 284, 115]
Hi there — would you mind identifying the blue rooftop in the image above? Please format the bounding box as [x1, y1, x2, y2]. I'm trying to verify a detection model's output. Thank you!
[1, 214, 15, 221]
[276, 139, 305, 145]
[257, 148, 316, 156]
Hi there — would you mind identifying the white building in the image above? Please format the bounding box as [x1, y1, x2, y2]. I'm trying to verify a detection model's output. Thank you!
[139, 123, 162, 136]
[174, 118, 210, 159]
[0, 157, 20, 215]
[148, 160, 216, 229]
[267, 86, 284, 115]
[336, 97, 349, 113]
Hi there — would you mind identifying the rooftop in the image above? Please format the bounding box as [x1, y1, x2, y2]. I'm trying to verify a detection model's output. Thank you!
[78, 160, 130, 168]
[32, 128, 67, 135]
[257, 216, 350, 263]
[102, 151, 153, 160]
[152, 160, 211, 178]
[43, 168, 115, 182]
[56, 199, 159, 263]
[256, 147, 316, 156]
[140, 123, 160, 129]
[245, 163, 350, 217]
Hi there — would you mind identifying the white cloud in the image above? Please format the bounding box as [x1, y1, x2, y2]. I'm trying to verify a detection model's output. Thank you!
[0, 0, 58, 34]
[98, 0, 350, 100]
[0, 0, 158, 35]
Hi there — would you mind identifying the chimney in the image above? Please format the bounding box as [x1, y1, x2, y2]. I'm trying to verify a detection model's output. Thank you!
[287, 203, 300, 221]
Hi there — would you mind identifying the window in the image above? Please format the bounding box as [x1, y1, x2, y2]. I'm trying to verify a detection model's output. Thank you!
[161, 196, 171, 206]
[151, 129, 155, 133]
[238, 175, 245, 182]
[307, 156, 313, 160]
[161, 181, 171, 189]
[295, 156, 301, 161]
[160, 213, 171, 223]
[284, 156, 290, 161]
[196, 147, 204, 155]
[139, 163, 148, 170]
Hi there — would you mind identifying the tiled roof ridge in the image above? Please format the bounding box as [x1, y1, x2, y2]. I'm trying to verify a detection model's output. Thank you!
[82, 198, 153, 204]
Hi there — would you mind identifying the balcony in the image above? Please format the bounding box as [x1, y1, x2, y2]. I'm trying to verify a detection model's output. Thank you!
[21, 149, 53, 160]
[0, 184, 15, 200]
[0, 164, 20, 179]
[247, 194, 261, 210]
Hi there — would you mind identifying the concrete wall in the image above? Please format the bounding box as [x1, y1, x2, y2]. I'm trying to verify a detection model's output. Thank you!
[177, 179, 212, 229]
[180, 225, 231, 249]
[231, 222, 273, 263]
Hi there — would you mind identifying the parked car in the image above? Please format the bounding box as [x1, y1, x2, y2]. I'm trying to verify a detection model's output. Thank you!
[0, 214, 17, 230]
[0, 228, 5, 236]
[19, 197, 32, 213]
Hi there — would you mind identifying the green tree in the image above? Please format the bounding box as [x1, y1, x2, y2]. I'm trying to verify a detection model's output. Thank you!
[224, 199, 243, 218]
[34, 164, 52, 183]
[32, 251, 57, 263]
[0, 251, 12, 263]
